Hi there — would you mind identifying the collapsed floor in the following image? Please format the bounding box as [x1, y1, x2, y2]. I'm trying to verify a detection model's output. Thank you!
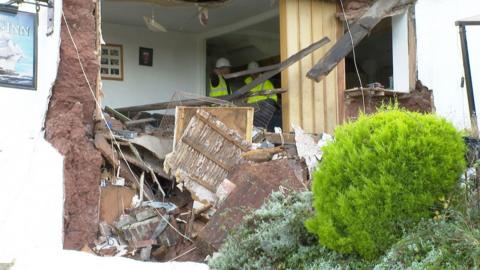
[82, 78, 434, 262]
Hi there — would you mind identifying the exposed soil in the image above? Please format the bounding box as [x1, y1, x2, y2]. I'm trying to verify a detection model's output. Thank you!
[45, 0, 101, 250]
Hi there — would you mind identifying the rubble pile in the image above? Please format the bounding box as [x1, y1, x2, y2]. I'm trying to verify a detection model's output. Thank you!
[88, 105, 329, 262]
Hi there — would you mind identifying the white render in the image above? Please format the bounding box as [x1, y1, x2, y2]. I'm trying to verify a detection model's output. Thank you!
[415, 0, 480, 129]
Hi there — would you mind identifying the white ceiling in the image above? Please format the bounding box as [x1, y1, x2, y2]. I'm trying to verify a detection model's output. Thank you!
[102, 0, 278, 33]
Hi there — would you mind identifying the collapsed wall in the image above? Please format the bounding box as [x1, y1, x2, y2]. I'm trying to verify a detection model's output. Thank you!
[344, 81, 435, 120]
[45, 0, 102, 250]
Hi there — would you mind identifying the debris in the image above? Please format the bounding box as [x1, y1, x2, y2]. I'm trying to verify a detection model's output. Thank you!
[114, 214, 136, 229]
[134, 208, 158, 222]
[141, 201, 178, 213]
[120, 216, 168, 245]
[165, 109, 251, 205]
[241, 146, 285, 162]
[100, 186, 136, 225]
[105, 106, 131, 123]
[294, 126, 332, 179]
[129, 134, 172, 160]
[81, 244, 96, 255]
[99, 221, 113, 237]
[197, 159, 308, 252]
[133, 239, 157, 249]
[140, 246, 152, 261]
[125, 118, 158, 127]
[173, 106, 254, 147]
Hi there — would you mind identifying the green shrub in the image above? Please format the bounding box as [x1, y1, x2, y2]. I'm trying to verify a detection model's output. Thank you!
[305, 108, 466, 259]
[208, 191, 373, 270]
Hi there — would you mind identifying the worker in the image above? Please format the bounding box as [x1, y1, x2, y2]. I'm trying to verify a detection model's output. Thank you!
[209, 57, 231, 97]
[244, 61, 278, 104]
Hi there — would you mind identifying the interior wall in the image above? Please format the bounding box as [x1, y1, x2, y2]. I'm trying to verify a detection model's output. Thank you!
[280, 0, 344, 134]
[101, 23, 202, 108]
[416, 0, 480, 130]
[392, 11, 410, 92]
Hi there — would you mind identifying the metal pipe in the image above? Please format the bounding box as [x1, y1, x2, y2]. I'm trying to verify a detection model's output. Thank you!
[459, 24, 479, 137]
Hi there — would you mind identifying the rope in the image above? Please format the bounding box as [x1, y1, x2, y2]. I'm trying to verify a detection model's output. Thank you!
[339, 0, 366, 113]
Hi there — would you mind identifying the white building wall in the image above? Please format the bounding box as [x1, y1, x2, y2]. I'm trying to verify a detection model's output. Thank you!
[416, 0, 480, 129]
[0, 1, 64, 262]
[101, 23, 203, 109]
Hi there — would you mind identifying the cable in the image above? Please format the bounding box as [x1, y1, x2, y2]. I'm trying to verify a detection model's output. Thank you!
[339, 0, 366, 113]
[61, 12, 192, 243]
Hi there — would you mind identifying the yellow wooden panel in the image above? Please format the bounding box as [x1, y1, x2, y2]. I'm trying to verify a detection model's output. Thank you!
[285, 0, 301, 128]
[280, 0, 341, 134]
[323, 2, 338, 134]
[312, 0, 326, 133]
[299, 0, 314, 133]
[280, 0, 290, 130]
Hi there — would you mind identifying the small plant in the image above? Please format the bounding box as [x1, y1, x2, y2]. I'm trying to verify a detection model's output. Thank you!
[306, 107, 466, 259]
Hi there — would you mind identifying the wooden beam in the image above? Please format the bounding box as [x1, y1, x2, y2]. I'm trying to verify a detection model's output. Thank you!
[227, 36, 330, 101]
[125, 118, 158, 127]
[114, 37, 329, 114]
[105, 106, 131, 123]
[307, 0, 405, 82]
[223, 64, 280, 79]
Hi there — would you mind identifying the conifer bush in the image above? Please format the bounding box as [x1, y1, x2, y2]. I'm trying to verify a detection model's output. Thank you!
[305, 108, 466, 259]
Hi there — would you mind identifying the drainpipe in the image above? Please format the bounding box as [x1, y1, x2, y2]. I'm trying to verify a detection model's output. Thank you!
[458, 24, 479, 137]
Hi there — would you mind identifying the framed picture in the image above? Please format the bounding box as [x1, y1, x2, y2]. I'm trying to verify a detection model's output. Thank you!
[101, 44, 123, 80]
[0, 9, 37, 90]
[139, 47, 153, 66]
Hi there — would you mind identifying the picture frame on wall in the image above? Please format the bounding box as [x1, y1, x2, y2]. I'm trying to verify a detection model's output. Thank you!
[139, 47, 153, 66]
[101, 44, 124, 81]
[0, 9, 37, 90]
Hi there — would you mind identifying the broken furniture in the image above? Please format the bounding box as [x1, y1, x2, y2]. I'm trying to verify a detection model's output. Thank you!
[165, 109, 251, 206]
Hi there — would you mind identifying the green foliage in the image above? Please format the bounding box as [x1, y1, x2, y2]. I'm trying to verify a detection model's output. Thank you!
[209, 190, 480, 270]
[376, 210, 480, 269]
[208, 191, 373, 270]
[305, 108, 467, 259]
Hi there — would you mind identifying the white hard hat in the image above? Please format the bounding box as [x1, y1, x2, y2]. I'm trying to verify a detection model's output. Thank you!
[216, 57, 231, 68]
[248, 61, 260, 70]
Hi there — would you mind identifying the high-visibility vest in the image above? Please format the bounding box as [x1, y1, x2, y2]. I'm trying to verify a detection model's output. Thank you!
[209, 75, 229, 97]
[244, 76, 278, 104]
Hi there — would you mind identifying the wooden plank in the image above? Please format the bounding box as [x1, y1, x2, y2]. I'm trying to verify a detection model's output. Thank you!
[307, 0, 405, 82]
[324, 2, 338, 134]
[182, 136, 232, 171]
[166, 110, 251, 204]
[173, 107, 254, 149]
[227, 36, 330, 101]
[100, 186, 136, 225]
[299, 0, 314, 132]
[125, 118, 157, 127]
[279, 0, 290, 132]
[336, 2, 346, 125]
[245, 108, 254, 143]
[114, 37, 329, 114]
[196, 112, 250, 152]
[105, 106, 131, 123]
[312, 0, 326, 133]
[286, 0, 301, 130]
[223, 63, 280, 79]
